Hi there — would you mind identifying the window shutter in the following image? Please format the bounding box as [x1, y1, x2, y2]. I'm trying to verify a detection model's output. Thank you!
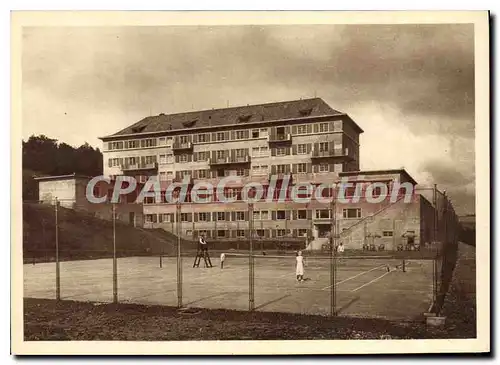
[206, 212, 211, 222]
[231, 131, 235, 140]
[314, 124, 319, 133]
[211, 150, 216, 160]
[193, 230, 199, 239]
[271, 229, 276, 238]
[231, 230, 237, 238]
[306, 124, 312, 133]
[194, 213, 198, 222]
[205, 133, 211, 142]
[330, 120, 337, 132]
[329, 141, 335, 152]
[286, 147, 291, 155]
[307, 210, 312, 220]
[285, 126, 290, 135]
[188, 154, 192, 162]
[292, 210, 297, 220]
[313, 164, 319, 173]
[306, 163, 312, 173]
[313, 142, 319, 152]
[225, 211, 230, 221]
[271, 148, 276, 156]
[193, 153, 198, 162]
[292, 125, 297, 135]
[285, 210, 291, 220]
[224, 131, 230, 140]
[329, 163, 335, 172]
[244, 211, 248, 221]
[230, 149, 236, 159]
[211, 132, 217, 141]
[244, 168, 250, 176]
[264, 229, 270, 238]
[292, 145, 297, 155]
[271, 165, 277, 174]
[293, 229, 298, 237]
[285, 164, 291, 173]
[272, 211, 276, 220]
[193, 134, 198, 143]
[292, 164, 298, 174]
[211, 170, 217, 178]
[244, 130, 249, 139]
[212, 212, 217, 221]
[108, 159, 112, 167]
[231, 211, 236, 221]
[212, 230, 217, 238]
[175, 155, 180, 163]
[188, 213, 193, 222]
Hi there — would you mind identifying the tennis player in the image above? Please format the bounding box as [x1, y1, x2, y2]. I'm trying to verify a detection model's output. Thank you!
[296, 251, 305, 282]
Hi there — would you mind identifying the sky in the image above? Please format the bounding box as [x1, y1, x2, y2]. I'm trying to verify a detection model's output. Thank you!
[22, 24, 475, 214]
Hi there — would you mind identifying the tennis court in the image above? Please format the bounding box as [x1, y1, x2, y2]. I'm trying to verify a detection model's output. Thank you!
[23, 254, 434, 320]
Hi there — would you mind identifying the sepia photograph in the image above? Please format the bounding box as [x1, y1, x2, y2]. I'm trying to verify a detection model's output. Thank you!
[11, 10, 489, 355]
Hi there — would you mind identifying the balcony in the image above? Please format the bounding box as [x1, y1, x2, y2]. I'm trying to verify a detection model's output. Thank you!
[311, 148, 355, 160]
[209, 155, 251, 166]
[172, 142, 193, 153]
[267, 133, 292, 144]
[121, 162, 158, 172]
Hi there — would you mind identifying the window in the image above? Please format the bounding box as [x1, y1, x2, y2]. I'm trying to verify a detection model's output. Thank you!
[319, 142, 329, 152]
[186, 230, 193, 236]
[158, 137, 166, 146]
[252, 129, 260, 138]
[166, 137, 173, 144]
[235, 149, 246, 158]
[198, 230, 208, 237]
[199, 212, 210, 221]
[144, 155, 156, 165]
[297, 210, 307, 220]
[167, 171, 174, 179]
[276, 164, 288, 174]
[217, 212, 225, 221]
[159, 172, 167, 181]
[334, 163, 343, 172]
[180, 213, 190, 222]
[319, 123, 329, 132]
[235, 131, 246, 140]
[197, 151, 209, 161]
[297, 144, 307, 154]
[198, 134, 207, 143]
[260, 165, 268, 173]
[159, 154, 167, 164]
[236, 169, 246, 177]
[236, 211, 245, 221]
[217, 230, 226, 238]
[256, 229, 265, 237]
[298, 229, 308, 237]
[276, 147, 287, 156]
[319, 163, 329, 172]
[145, 214, 157, 223]
[166, 154, 174, 163]
[109, 158, 121, 167]
[216, 150, 225, 160]
[297, 125, 307, 135]
[260, 147, 268, 156]
[216, 132, 226, 141]
[260, 128, 268, 137]
[217, 169, 225, 177]
[180, 135, 189, 144]
[144, 196, 155, 204]
[343, 208, 362, 219]
[383, 231, 393, 237]
[315, 209, 331, 219]
[297, 163, 307, 173]
[141, 138, 157, 148]
[261, 211, 269, 220]
[197, 169, 209, 179]
[277, 229, 287, 237]
[277, 210, 286, 220]
[179, 155, 188, 163]
[109, 141, 124, 150]
[252, 147, 260, 157]
[237, 230, 245, 238]
[162, 214, 172, 222]
[126, 140, 140, 149]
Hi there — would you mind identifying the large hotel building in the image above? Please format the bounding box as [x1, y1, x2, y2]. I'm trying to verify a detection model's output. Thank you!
[99, 98, 441, 250]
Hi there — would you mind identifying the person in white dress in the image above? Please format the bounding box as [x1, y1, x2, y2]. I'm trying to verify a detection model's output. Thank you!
[296, 251, 305, 282]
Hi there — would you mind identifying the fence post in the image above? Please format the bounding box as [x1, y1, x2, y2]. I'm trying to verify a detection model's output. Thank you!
[176, 201, 183, 308]
[248, 202, 255, 311]
[55, 198, 61, 301]
[112, 203, 118, 304]
[330, 197, 337, 317]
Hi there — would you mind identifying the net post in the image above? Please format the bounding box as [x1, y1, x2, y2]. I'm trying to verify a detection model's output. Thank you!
[112, 203, 118, 304]
[55, 198, 60, 301]
[248, 202, 255, 311]
[176, 201, 183, 308]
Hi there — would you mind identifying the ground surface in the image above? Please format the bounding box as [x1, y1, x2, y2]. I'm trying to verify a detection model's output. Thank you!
[24, 254, 434, 320]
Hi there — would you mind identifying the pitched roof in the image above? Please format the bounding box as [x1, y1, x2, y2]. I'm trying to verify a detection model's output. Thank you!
[105, 98, 344, 138]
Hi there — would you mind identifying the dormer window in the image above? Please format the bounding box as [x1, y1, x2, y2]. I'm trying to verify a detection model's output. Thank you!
[238, 114, 252, 123]
[182, 120, 197, 128]
[299, 108, 312, 117]
[131, 125, 146, 133]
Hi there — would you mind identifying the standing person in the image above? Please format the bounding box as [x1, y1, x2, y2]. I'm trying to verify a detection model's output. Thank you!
[200, 234, 213, 268]
[296, 251, 305, 282]
[220, 252, 226, 269]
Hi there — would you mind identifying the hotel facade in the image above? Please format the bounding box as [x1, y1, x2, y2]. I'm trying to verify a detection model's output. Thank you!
[99, 98, 440, 250]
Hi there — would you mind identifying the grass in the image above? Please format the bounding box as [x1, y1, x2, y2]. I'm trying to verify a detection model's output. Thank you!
[24, 298, 470, 341]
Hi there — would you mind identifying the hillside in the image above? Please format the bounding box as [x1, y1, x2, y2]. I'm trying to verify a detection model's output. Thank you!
[22, 203, 178, 263]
